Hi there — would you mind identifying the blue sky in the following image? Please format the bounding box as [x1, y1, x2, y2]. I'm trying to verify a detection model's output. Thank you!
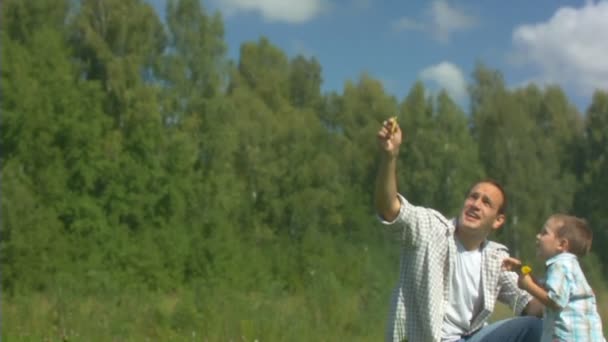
[147, 0, 608, 112]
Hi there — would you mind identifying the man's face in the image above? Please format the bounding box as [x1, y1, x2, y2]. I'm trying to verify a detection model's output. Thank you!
[459, 182, 505, 233]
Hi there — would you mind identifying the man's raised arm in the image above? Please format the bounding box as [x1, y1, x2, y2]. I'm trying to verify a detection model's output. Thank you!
[374, 118, 402, 222]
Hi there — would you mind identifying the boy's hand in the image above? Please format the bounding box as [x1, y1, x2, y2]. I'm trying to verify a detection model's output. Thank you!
[517, 273, 535, 292]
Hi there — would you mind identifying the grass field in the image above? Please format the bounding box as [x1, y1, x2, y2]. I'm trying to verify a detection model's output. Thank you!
[1, 288, 387, 341]
[2, 288, 607, 341]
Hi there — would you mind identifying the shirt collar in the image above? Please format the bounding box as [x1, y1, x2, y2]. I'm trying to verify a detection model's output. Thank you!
[545, 252, 577, 267]
[451, 217, 488, 251]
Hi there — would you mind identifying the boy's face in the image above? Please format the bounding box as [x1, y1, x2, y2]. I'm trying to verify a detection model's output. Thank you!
[536, 218, 566, 261]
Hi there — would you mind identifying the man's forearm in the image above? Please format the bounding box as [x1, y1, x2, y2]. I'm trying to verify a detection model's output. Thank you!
[374, 154, 400, 221]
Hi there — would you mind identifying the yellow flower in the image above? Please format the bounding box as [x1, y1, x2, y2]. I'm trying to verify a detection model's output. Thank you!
[390, 117, 398, 134]
[521, 265, 532, 275]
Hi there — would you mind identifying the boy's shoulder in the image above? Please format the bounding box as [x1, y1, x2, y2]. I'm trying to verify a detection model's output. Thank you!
[547, 252, 579, 267]
[546, 253, 583, 277]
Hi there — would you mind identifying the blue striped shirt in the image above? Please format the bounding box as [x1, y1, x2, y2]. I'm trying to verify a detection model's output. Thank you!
[542, 252, 605, 342]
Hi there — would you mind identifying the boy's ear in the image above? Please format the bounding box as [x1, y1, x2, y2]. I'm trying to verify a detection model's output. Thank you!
[559, 238, 569, 251]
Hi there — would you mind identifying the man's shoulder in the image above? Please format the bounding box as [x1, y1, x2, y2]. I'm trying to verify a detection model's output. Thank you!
[428, 208, 452, 224]
[398, 194, 454, 226]
[484, 240, 510, 255]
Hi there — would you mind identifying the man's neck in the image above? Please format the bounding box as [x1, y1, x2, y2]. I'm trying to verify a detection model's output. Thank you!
[455, 229, 485, 251]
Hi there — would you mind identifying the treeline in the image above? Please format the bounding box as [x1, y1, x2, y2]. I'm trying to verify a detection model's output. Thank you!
[1, 0, 607, 340]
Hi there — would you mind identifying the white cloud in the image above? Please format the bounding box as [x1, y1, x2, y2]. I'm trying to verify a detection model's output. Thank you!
[392, 0, 476, 43]
[511, 1, 608, 96]
[430, 1, 476, 42]
[419, 62, 467, 101]
[216, 0, 325, 23]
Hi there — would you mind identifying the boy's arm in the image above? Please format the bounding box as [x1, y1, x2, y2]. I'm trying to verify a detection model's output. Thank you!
[522, 298, 544, 317]
[520, 275, 561, 311]
[501, 257, 544, 316]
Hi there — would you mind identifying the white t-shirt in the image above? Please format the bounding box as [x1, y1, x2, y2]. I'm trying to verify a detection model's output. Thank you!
[441, 239, 483, 342]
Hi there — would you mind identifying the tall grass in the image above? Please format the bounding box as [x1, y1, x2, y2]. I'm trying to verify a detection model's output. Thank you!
[2, 282, 391, 341]
[4, 287, 608, 340]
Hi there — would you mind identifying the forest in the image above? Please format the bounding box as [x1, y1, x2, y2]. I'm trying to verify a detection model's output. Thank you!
[2, 0, 607, 340]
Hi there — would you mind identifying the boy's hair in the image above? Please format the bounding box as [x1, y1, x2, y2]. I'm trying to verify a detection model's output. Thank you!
[550, 214, 593, 257]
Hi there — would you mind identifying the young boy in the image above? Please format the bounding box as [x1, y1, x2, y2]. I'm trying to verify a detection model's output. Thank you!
[503, 214, 605, 342]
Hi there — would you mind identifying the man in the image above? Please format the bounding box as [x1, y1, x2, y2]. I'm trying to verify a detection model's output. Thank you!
[375, 118, 543, 342]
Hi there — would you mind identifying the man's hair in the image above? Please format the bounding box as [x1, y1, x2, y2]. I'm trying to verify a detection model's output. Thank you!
[550, 214, 593, 257]
[468, 179, 508, 215]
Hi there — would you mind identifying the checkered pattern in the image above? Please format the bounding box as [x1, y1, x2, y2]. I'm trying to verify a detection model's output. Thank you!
[542, 253, 605, 342]
[380, 194, 533, 342]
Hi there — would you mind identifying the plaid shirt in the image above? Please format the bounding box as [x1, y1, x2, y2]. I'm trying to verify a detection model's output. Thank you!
[542, 253, 605, 342]
[380, 194, 533, 342]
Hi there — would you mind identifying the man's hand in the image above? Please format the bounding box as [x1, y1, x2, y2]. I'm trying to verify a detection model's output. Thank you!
[502, 257, 534, 291]
[377, 117, 402, 158]
[502, 257, 522, 273]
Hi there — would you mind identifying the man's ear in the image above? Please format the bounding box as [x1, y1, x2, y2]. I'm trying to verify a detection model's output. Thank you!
[492, 214, 506, 230]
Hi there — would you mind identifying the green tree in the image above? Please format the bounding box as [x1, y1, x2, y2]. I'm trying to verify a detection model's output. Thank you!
[1, 0, 111, 293]
[431, 90, 483, 215]
[72, 0, 181, 290]
[160, 0, 226, 120]
[397, 82, 436, 206]
[233, 37, 290, 110]
[469, 64, 540, 258]
[329, 74, 399, 240]
[576, 91, 608, 270]
[288, 55, 323, 110]
[471, 65, 586, 264]
[518, 85, 582, 214]
[396, 83, 482, 216]
[155, 0, 229, 285]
